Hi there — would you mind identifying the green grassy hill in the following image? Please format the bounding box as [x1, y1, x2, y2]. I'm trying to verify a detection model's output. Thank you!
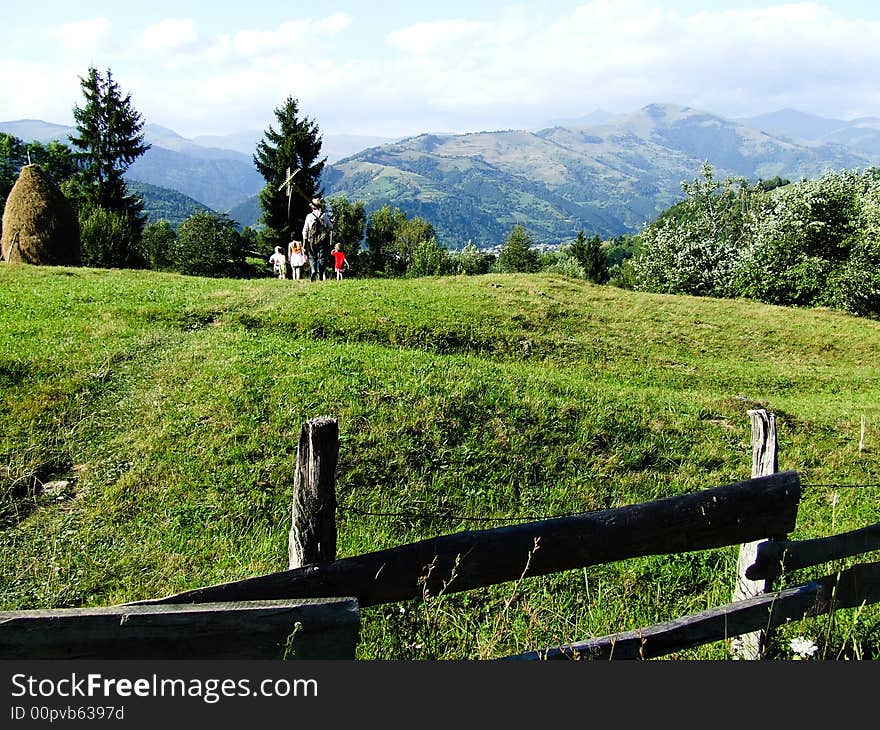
[1, 264, 878, 659]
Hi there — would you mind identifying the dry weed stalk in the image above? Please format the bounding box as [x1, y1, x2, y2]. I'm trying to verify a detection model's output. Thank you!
[478, 537, 541, 659]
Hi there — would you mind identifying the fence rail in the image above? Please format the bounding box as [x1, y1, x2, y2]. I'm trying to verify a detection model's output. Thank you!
[503, 561, 880, 660]
[1, 410, 876, 660]
[747, 521, 880, 581]
[134, 471, 800, 609]
[0, 598, 359, 660]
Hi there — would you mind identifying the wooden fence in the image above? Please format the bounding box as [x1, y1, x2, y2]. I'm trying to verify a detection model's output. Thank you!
[2, 409, 878, 660]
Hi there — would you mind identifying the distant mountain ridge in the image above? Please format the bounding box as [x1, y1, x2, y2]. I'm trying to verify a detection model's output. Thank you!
[0, 120, 396, 215]
[323, 103, 876, 246]
[736, 108, 880, 158]
[4, 106, 879, 245]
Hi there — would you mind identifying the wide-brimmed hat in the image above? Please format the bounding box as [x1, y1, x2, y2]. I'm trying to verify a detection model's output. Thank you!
[310, 197, 323, 209]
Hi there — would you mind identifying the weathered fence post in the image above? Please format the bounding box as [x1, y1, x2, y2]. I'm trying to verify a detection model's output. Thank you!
[731, 409, 778, 659]
[289, 416, 338, 569]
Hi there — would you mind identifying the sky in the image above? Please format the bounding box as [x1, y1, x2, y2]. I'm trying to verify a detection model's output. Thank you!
[3, 1, 880, 140]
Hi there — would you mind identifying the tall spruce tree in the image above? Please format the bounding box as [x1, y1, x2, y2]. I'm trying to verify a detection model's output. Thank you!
[68, 67, 149, 267]
[254, 96, 325, 248]
[569, 230, 610, 284]
[69, 67, 150, 215]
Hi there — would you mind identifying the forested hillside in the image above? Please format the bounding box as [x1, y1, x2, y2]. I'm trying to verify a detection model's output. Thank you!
[323, 103, 874, 247]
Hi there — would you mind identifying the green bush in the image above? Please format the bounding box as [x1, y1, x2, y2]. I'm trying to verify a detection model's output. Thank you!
[545, 254, 587, 279]
[78, 204, 144, 269]
[170, 212, 245, 278]
[141, 220, 177, 271]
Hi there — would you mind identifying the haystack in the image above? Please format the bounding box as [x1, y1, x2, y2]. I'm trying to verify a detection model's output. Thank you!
[1, 164, 80, 265]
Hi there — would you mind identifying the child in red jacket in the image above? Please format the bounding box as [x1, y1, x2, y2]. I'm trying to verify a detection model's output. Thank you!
[331, 243, 350, 280]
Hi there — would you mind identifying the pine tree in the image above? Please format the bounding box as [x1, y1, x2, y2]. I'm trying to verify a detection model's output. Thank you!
[69, 67, 150, 216]
[569, 230, 609, 284]
[254, 97, 325, 248]
[495, 224, 539, 273]
[68, 67, 150, 268]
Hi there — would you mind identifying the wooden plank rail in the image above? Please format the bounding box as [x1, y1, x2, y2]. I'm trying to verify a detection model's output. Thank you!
[134, 471, 801, 609]
[746, 521, 880, 581]
[502, 560, 880, 660]
[0, 598, 360, 660]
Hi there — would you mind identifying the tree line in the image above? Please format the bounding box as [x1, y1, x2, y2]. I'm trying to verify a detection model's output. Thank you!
[3, 66, 878, 318]
[0, 66, 616, 283]
[629, 163, 880, 317]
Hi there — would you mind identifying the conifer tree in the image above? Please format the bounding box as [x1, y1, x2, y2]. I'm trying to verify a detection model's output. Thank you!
[495, 224, 539, 273]
[68, 67, 150, 267]
[254, 96, 325, 248]
[569, 230, 610, 284]
[69, 67, 150, 216]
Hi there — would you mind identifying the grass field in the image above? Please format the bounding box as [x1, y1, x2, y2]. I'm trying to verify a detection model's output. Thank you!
[1, 263, 879, 659]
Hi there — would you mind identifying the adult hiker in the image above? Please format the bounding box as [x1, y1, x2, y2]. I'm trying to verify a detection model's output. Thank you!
[302, 197, 333, 281]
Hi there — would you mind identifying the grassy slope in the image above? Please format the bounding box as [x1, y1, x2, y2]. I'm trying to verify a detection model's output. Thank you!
[1, 265, 878, 659]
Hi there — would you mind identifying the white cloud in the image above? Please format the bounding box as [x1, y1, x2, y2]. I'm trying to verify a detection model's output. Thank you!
[47, 17, 114, 55]
[0, 61, 79, 124]
[6, 3, 880, 137]
[228, 14, 352, 60]
[141, 19, 200, 53]
[386, 19, 484, 55]
[365, 1, 880, 128]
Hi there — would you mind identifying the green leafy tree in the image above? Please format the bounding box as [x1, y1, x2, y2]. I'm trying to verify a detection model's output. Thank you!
[451, 241, 494, 275]
[171, 212, 245, 278]
[632, 163, 751, 297]
[141, 219, 177, 271]
[365, 205, 407, 275]
[408, 237, 449, 277]
[1, 133, 27, 194]
[27, 141, 79, 186]
[392, 216, 435, 276]
[735, 169, 867, 308]
[78, 206, 144, 269]
[1, 133, 27, 240]
[239, 226, 261, 256]
[495, 224, 539, 273]
[254, 96, 324, 249]
[328, 195, 366, 270]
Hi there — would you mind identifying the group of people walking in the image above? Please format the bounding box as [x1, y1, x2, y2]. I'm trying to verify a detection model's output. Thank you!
[268, 197, 350, 281]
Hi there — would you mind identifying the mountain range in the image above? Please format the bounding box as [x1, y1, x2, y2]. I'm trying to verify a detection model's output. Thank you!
[0, 119, 395, 221]
[3, 106, 879, 245]
[323, 104, 879, 245]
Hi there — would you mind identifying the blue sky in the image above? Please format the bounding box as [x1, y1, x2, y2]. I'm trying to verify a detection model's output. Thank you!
[3, 1, 880, 138]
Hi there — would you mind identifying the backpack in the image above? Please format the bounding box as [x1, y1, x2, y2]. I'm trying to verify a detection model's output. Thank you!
[311, 211, 332, 249]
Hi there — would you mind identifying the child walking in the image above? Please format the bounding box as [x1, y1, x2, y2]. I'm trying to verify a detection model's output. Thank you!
[288, 239, 307, 280]
[331, 243, 350, 280]
[269, 246, 287, 279]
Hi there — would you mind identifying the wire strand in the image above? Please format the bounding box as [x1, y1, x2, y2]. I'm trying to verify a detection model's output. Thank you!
[337, 481, 880, 525]
[337, 503, 588, 524]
